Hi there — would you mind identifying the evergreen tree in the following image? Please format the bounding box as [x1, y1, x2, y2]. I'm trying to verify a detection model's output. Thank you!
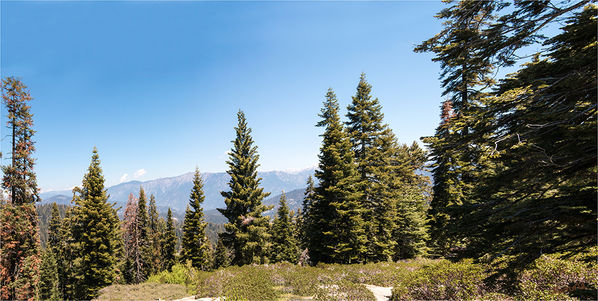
[47, 203, 62, 254]
[38, 249, 60, 301]
[0, 77, 40, 301]
[1, 77, 39, 205]
[299, 176, 316, 250]
[46, 202, 64, 299]
[218, 110, 272, 265]
[310, 88, 366, 264]
[391, 142, 430, 259]
[269, 193, 299, 263]
[161, 208, 177, 271]
[213, 237, 232, 269]
[69, 148, 120, 299]
[180, 169, 211, 270]
[148, 194, 162, 273]
[461, 5, 597, 271]
[345, 74, 399, 262]
[58, 206, 77, 299]
[136, 187, 152, 282]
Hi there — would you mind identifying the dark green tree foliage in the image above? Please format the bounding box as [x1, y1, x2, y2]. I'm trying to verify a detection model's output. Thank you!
[161, 208, 177, 271]
[218, 110, 272, 265]
[213, 236, 232, 269]
[391, 142, 430, 259]
[461, 6, 597, 271]
[298, 176, 316, 250]
[46, 202, 64, 299]
[69, 148, 120, 299]
[1, 77, 39, 205]
[38, 249, 60, 301]
[181, 169, 211, 270]
[58, 207, 77, 299]
[346, 74, 401, 262]
[136, 187, 152, 282]
[422, 100, 461, 256]
[310, 89, 366, 264]
[269, 193, 299, 263]
[148, 194, 162, 274]
[47, 203, 62, 253]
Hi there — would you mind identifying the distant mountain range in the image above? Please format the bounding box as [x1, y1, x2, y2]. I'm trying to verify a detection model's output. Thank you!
[40, 168, 315, 219]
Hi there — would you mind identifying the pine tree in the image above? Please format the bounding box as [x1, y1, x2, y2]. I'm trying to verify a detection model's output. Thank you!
[462, 5, 597, 271]
[148, 194, 162, 273]
[310, 88, 366, 264]
[161, 208, 177, 271]
[47, 203, 62, 254]
[69, 148, 120, 299]
[299, 176, 316, 250]
[269, 193, 299, 263]
[1, 77, 40, 205]
[136, 187, 152, 282]
[180, 169, 211, 270]
[391, 142, 430, 259]
[218, 110, 272, 265]
[345, 74, 400, 262]
[0, 77, 41, 301]
[38, 249, 60, 301]
[213, 236, 232, 269]
[46, 202, 64, 299]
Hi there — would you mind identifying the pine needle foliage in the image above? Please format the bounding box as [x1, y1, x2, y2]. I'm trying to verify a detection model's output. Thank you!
[218, 110, 272, 266]
[181, 168, 211, 270]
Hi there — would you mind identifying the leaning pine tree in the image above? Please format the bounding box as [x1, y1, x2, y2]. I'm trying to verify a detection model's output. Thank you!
[0, 77, 41, 301]
[69, 148, 121, 299]
[218, 110, 272, 265]
[180, 168, 211, 270]
[310, 88, 366, 264]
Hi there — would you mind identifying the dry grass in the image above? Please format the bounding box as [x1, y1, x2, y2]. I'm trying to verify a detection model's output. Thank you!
[95, 282, 187, 301]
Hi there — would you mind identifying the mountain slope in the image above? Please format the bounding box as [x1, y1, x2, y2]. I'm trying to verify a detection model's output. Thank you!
[40, 168, 314, 213]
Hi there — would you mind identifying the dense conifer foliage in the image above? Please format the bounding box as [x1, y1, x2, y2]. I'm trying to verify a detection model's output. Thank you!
[181, 169, 211, 270]
[418, 0, 596, 277]
[310, 88, 366, 264]
[269, 193, 299, 263]
[218, 110, 272, 265]
[67, 149, 121, 299]
[161, 208, 177, 271]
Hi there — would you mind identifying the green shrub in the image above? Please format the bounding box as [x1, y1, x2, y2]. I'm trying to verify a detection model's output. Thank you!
[146, 263, 200, 294]
[518, 253, 598, 301]
[222, 267, 279, 300]
[390, 259, 487, 300]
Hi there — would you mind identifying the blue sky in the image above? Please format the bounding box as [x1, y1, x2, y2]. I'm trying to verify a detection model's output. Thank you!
[1, 1, 446, 192]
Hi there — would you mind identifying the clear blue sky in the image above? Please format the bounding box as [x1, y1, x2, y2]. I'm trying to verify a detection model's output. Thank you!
[1, 1, 445, 192]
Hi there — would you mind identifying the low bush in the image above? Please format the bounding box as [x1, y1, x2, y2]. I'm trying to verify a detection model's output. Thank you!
[390, 259, 488, 300]
[146, 263, 200, 294]
[518, 253, 598, 301]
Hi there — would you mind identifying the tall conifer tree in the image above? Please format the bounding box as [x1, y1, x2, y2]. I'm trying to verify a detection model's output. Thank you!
[69, 148, 120, 299]
[148, 194, 162, 273]
[311, 88, 365, 264]
[161, 208, 177, 271]
[218, 110, 272, 265]
[136, 187, 152, 282]
[181, 169, 211, 270]
[0, 77, 40, 301]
